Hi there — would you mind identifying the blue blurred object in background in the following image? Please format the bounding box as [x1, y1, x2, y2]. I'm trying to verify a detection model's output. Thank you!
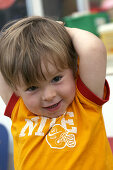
[0, 124, 9, 170]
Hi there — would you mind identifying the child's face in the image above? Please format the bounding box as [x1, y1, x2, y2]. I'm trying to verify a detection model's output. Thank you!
[16, 63, 76, 118]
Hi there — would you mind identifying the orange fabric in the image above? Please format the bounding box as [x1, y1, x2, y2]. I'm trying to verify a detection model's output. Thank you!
[5, 77, 113, 170]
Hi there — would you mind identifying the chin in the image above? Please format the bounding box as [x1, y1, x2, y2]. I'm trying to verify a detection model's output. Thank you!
[46, 110, 66, 119]
[32, 105, 67, 118]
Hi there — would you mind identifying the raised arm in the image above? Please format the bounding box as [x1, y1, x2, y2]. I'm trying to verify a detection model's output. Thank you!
[0, 72, 13, 105]
[66, 28, 107, 99]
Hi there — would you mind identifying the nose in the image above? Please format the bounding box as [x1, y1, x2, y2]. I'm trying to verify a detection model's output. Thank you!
[42, 85, 56, 101]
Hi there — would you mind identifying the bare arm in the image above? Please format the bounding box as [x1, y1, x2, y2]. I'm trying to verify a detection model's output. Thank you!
[66, 28, 107, 99]
[0, 72, 13, 105]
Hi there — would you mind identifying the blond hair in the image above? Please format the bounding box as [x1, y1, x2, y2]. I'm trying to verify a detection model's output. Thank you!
[0, 16, 77, 89]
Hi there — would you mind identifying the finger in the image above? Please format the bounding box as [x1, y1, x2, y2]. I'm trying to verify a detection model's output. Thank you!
[56, 21, 65, 25]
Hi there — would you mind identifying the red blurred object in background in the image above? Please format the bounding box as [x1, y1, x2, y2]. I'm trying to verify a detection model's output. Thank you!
[0, 0, 15, 10]
[90, 0, 113, 13]
[101, 0, 113, 10]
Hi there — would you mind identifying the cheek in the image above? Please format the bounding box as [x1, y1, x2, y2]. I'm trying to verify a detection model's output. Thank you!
[66, 83, 76, 100]
[58, 81, 76, 99]
[22, 94, 40, 111]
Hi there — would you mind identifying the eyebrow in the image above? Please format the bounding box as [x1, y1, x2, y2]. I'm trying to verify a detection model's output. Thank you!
[44, 69, 64, 80]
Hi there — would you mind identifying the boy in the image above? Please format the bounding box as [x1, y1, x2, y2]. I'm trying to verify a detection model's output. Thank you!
[0, 16, 113, 170]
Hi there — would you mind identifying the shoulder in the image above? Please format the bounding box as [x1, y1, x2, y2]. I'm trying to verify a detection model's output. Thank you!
[76, 76, 110, 106]
[4, 93, 19, 118]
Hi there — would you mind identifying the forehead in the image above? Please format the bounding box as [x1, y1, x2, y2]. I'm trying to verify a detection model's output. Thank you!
[18, 61, 63, 88]
[41, 61, 59, 79]
[15, 50, 69, 90]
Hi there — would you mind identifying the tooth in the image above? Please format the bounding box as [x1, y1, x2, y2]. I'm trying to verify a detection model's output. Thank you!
[49, 103, 57, 108]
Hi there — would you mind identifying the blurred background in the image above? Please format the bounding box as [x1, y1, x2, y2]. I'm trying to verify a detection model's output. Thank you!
[0, 0, 113, 169]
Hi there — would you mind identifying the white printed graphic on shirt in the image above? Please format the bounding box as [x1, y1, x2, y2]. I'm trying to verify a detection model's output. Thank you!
[19, 112, 77, 149]
[46, 124, 76, 149]
[19, 117, 48, 137]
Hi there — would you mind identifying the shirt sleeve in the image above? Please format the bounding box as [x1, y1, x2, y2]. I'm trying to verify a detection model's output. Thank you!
[4, 93, 19, 118]
[76, 76, 110, 106]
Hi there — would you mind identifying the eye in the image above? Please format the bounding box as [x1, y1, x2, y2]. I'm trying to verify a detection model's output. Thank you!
[51, 76, 63, 83]
[26, 86, 38, 92]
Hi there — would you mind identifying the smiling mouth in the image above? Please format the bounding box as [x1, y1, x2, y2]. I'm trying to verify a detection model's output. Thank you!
[43, 100, 62, 112]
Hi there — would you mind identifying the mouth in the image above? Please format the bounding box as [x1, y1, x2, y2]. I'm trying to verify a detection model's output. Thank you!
[43, 100, 62, 112]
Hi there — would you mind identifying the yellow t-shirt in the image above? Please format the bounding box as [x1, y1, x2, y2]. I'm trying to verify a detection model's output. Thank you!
[5, 77, 113, 170]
